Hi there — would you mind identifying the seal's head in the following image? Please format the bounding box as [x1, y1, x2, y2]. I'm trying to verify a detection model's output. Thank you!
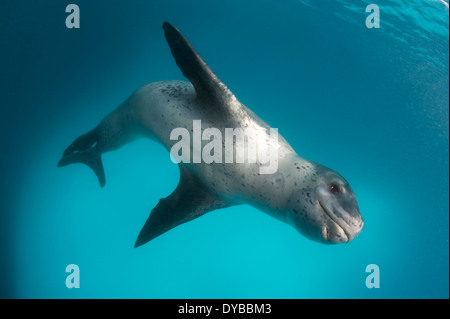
[287, 164, 363, 244]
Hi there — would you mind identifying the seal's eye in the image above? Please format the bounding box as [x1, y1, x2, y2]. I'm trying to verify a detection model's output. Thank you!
[329, 184, 340, 194]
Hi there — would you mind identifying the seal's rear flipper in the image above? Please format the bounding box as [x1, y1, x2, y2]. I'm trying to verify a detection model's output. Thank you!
[83, 156, 105, 188]
[134, 165, 231, 247]
[57, 128, 106, 188]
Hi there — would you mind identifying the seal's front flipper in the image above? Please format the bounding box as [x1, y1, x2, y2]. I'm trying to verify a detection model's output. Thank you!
[57, 128, 106, 188]
[162, 22, 236, 108]
[134, 165, 231, 247]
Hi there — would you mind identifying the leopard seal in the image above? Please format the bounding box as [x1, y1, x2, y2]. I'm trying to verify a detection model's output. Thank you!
[57, 22, 364, 247]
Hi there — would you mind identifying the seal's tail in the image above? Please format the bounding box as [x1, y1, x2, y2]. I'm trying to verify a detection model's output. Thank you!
[57, 128, 106, 188]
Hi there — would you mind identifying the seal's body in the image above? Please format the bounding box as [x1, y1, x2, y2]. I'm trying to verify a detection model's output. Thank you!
[58, 23, 363, 247]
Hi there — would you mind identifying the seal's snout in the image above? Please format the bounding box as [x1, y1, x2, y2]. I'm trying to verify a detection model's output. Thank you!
[347, 217, 364, 242]
[316, 180, 364, 243]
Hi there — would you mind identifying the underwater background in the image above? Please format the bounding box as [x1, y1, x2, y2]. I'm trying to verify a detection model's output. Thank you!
[0, 0, 448, 298]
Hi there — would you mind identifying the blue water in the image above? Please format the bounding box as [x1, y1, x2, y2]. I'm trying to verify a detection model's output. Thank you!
[1, 0, 448, 298]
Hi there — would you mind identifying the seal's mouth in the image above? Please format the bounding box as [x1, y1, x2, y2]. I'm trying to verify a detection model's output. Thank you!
[318, 200, 349, 243]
